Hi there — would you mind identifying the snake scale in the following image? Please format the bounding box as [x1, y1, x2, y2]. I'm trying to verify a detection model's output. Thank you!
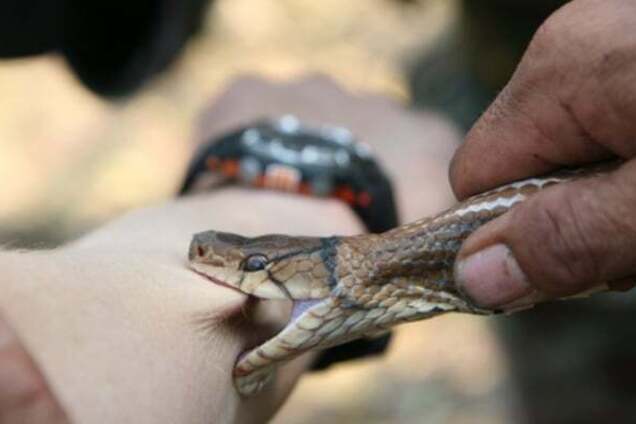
[189, 162, 616, 396]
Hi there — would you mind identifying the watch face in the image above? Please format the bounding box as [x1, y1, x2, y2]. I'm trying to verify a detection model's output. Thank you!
[238, 115, 373, 171]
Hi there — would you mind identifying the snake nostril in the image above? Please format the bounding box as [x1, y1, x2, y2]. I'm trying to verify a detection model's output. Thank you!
[188, 238, 207, 261]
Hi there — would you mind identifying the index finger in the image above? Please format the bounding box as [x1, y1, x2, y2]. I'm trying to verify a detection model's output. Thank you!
[449, 79, 611, 199]
[448, 0, 636, 199]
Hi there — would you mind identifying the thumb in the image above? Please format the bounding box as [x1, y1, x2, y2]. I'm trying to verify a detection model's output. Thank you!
[455, 160, 636, 310]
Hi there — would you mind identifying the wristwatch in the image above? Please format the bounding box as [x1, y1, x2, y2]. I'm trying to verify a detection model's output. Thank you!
[179, 115, 398, 369]
[180, 115, 398, 234]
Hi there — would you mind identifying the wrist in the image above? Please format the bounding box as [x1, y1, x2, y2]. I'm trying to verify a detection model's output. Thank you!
[200, 186, 365, 235]
[72, 186, 364, 252]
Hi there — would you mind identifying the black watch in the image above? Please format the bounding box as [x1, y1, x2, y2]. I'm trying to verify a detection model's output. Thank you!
[179, 115, 398, 234]
[179, 116, 398, 369]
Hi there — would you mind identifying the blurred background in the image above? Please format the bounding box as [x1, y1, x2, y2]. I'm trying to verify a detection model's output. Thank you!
[4, 0, 636, 423]
[1, 0, 448, 246]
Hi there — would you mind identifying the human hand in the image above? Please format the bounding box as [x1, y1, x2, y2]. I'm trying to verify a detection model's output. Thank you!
[451, 0, 636, 309]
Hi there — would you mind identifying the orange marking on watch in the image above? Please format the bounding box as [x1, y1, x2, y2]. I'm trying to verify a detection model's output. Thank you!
[335, 186, 355, 205]
[254, 175, 266, 187]
[206, 156, 220, 170]
[222, 160, 239, 177]
[357, 192, 372, 207]
[298, 183, 312, 195]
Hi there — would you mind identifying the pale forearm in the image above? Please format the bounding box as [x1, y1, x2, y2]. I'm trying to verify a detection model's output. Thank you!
[1, 247, 237, 422]
[0, 188, 359, 423]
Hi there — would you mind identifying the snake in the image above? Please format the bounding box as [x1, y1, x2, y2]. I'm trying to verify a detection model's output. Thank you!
[188, 162, 616, 396]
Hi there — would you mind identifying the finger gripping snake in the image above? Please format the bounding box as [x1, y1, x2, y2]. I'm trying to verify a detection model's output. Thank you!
[188, 162, 616, 396]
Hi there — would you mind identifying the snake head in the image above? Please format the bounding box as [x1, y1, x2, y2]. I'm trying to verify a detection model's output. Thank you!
[190, 230, 359, 395]
[189, 230, 335, 301]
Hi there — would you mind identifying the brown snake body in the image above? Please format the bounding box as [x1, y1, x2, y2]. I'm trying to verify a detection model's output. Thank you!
[188, 162, 616, 396]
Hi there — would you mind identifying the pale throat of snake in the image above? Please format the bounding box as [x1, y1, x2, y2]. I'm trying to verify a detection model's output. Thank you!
[188, 162, 618, 397]
[189, 232, 339, 337]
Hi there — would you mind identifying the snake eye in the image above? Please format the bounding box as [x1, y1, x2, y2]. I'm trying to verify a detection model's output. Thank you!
[243, 254, 268, 272]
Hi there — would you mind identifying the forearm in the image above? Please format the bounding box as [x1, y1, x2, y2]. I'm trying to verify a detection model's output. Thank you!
[0, 188, 361, 423]
[0, 245, 237, 423]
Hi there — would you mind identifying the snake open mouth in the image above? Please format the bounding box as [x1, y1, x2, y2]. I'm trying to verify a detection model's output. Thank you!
[191, 264, 328, 348]
[289, 299, 322, 320]
[233, 298, 324, 364]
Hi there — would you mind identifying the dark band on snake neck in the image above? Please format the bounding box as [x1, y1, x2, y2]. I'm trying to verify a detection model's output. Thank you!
[320, 237, 341, 291]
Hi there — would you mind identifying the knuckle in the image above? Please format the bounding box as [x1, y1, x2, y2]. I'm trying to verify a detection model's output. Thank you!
[511, 0, 636, 156]
[512, 187, 602, 294]
[592, 51, 636, 148]
[529, 11, 562, 54]
[542, 192, 601, 291]
[527, 0, 629, 71]
[526, 1, 581, 61]
[513, 167, 636, 296]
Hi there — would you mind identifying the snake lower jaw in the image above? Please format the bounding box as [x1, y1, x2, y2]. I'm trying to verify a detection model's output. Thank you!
[232, 292, 492, 396]
[234, 291, 410, 397]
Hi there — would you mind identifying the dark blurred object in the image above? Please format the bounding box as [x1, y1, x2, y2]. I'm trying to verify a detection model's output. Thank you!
[0, 0, 212, 96]
[310, 332, 391, 371]
[408, 1, 636, 423]
[0, 1, 61, 56]
[500, 297, 636, 424]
